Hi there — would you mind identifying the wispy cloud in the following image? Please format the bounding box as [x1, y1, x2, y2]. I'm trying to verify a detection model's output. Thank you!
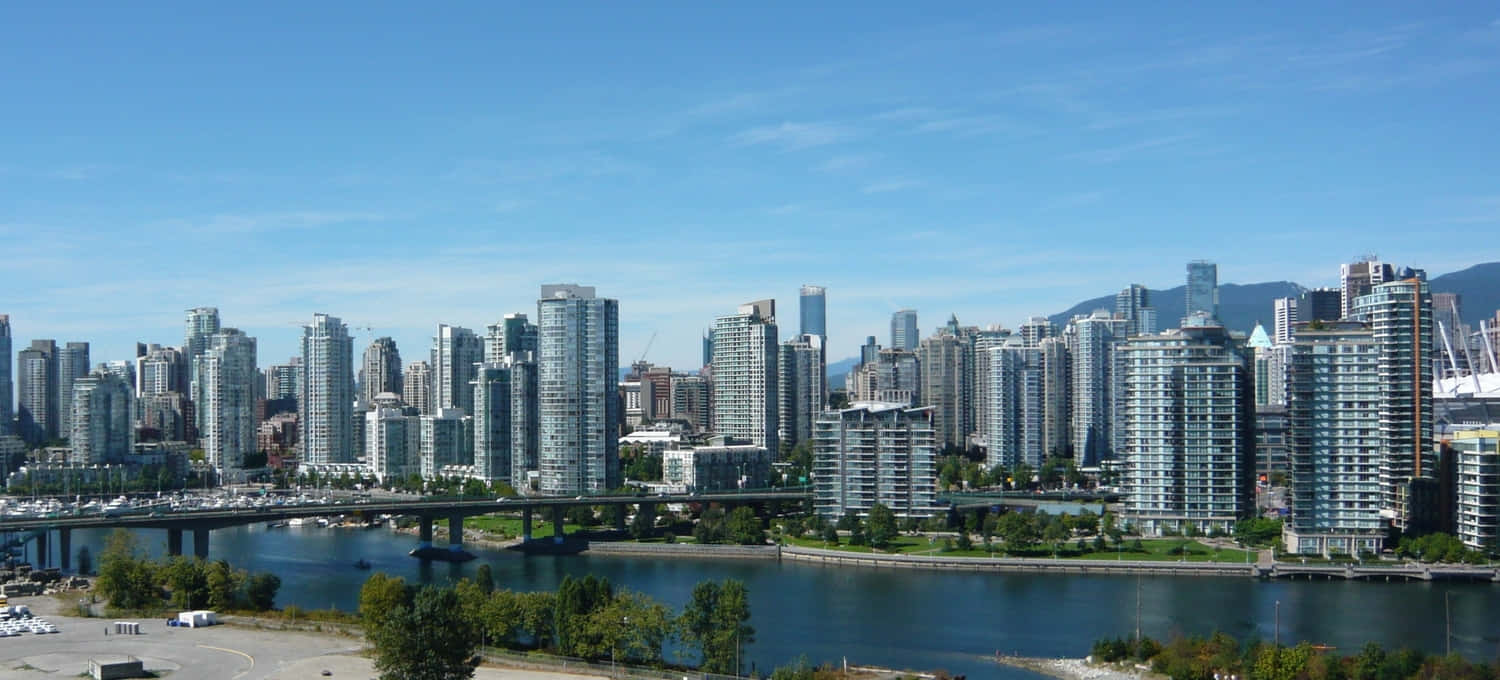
[1062, 135, 1196, 164]
[154, 211, 387, 235]
[861, 179, 924, 194]
[729, 121, 856, 150]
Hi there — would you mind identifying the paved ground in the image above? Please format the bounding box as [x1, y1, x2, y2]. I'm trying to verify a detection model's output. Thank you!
[0, 595, 605, 680]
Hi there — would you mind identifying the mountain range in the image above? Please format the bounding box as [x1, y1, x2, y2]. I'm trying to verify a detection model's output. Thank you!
[827, 261, 1500, 387]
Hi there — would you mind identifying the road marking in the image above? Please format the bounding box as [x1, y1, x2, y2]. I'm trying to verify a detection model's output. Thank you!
[198, 644, 255, 678]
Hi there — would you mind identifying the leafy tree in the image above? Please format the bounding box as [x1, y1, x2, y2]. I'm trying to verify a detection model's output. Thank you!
[204, 560, 244, 610]
[1233, 517, 1283, 547]
[866, 503, 898, 549]
[566, 505, 596, 527]
[629, 503, 657, 539]
[360, 573, 412, 635]
[162, 557, 208, 610]
[820, 525, 839, 546]
[996, 512, 1038, 552]
[694, 507, 727, 544]
[245, 573, 281, 611]
[678, 579, 754, 675]
[725, 506, 766, 545]
[1043, 519, 1068, 554]
[95, 529, 159, 611]
[955, 531, 973, 551]
[369, 585, 480, 680]
[474, 564, 494, 594]
[836, 511, 862, 532]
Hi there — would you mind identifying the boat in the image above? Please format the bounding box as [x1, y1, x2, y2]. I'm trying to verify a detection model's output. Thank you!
[266, 521, 289, 529]
[287, 518, 311, 527]
[354, 558, 372, 570]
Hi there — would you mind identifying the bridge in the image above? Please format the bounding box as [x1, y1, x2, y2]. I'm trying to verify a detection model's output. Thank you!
[0, 488, 812, 568]
[1257, 562, 1500, 582]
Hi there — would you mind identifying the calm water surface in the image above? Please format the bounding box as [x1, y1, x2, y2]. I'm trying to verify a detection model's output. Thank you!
[52, 525, 1500, 680]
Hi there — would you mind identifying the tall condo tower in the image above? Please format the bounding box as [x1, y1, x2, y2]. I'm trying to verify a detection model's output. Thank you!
[537, 284, 620, 495]
[713, 300, 780, 453]
[302, 313, 355, 465]
[1185, 260, 1219, 322]
[359, 337, 403, 404]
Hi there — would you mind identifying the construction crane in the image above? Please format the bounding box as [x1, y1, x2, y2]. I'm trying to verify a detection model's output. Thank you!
[637, 331, 657, 364]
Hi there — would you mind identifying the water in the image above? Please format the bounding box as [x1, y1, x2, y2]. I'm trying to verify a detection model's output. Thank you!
[50, 525, 1500, 679]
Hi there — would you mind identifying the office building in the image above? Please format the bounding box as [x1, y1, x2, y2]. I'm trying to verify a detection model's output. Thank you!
[195, 329, 258, 473]
[800, 285, 827, 338]
[0, 315, 10, 436]
[858, 336, 879, 366]
[1274, 297, 1298, 345]
[891, 309, 919, 351]
[69, 369, 135, 465]
[537, 284, 620, 495]
[1351, 275, 1433, 529]
[184, 307, 221, 385]
[701, 330, 715, 369]
[301, 314, 354, 465]
[55, 341, 89, 441]
[712, 299, 779, 453]
[1341, 259, 1393, 320]
[669, 374, 711, 433]
[1453, 430, 1500, 552]
[1255, 406, 1290, 483]
[917, 321, 972, 450]
[366, 407, 418, 483]
[812, 402, 937, 519]
[359, 337, 403, 404]
[1185, 260, 1219, 322]
[663, 437, 772, 493]
[16, 340, 57, 444]
[432, 324, 482, 415]
[1283, 321, 1385, 556]
[1068, 311, 1127, 465]
[1119, 322, 1254, 536]
[777, 334, 825, 450]
[984, 337, 1044, 470]
[402, 361, 433, 414]
[1298, 288, 1342, 324]
[486, 313, 538, 364]
[1115, 285, 1157, 337]
[419, 408, 467, 479]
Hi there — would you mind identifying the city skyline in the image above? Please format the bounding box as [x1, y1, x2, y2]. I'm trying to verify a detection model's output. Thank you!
[3, 4, 1498, 372]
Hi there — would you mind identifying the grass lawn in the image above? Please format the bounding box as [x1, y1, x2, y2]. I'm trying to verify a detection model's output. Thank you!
[464, 514, 587, 538]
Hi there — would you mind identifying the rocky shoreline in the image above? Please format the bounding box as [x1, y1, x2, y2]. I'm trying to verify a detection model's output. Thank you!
[995, 656, 1161, 680]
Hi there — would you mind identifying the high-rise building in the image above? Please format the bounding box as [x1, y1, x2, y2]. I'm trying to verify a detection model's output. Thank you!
[419, 408, 467, 479]
[196, 329, 258, 473]
[486, 313, 538, 364]
[16, 339, 57, 444]
[402, 361, 433, 415]
[359, 337, 403, 405]
[984, 337, 1044, 470]
[1248, 324, 1278, 408]
[0, 315, 10, 437]
[472, 363, 513, 483]
[184, 306, 221, 384]
[813, 402, 937, 518]
[366, 407, 418, 483]
[1340, 259, 1393, 320]
[712, 299, 779, 453]
[509, 356, 540, 486]
[1273, 297, 1298, 345]
[1185, 260, 1219, 322]
[140, 392, 188, 442]
[1283, 321, 1385, 557]
[891, 309, 919, 351]
[55, 341, 89, 441]
[777, 334, 825, 450]
[432, 324, 483, 415]
[848, 348, 921, 405]
[858, 336, 879, 367]
[1018, 316, 1055, 348]
[799, 285, 827, 338]
[971, 327, 1011, 453]
[917, 321, 974, 451]
[701, 330, 715, 369]
[1119, 322, 1254, 536]
[1038, 337, 1071, 458]
[69, 368, 134, 465]
[264, 359, 302, 403]
[302, 313, 354, 465]
[1115, 285, 1157, 337]
[1453, 430, 1500, 552]
[1351, 275, 1433, 530]
[669, 374, 711, 433]
[136, 344, 188, 397]
[1298, 288, 1342, 324]
[538, 284, 620, 495]
[1068, 311, 1127, 466]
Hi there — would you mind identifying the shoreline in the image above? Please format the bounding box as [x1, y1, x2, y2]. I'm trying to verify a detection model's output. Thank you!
[996, 656, 1162, 680]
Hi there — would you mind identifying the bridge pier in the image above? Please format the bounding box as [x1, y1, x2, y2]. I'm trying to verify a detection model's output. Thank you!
[552, 505, 564, 544]
[522, 508, 533, 542]
[418, 516, 434, 551]
[59, 529, 71, 571]
[448, 515, 463, 553]
[36, 531, 48, 568]
[614, 505, 627, 532]
[167, 529, 183, 556]
[193, 529, 210, 560]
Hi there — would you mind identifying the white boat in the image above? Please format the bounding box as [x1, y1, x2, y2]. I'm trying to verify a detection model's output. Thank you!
[287, 517, 311, 527]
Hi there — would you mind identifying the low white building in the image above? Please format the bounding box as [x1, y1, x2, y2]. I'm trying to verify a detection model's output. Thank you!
[663, 437, 771, 493]
[619, 428, 681, 456]
[1454, 429, 1500, 552]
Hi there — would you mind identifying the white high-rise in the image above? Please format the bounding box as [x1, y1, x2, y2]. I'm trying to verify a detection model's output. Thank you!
[359, 337, 402, 405]
[56, 341, 89, 442]
[366, 407, 418, 483]
[196, 329, 257, 474]
[712, 300, 779, 453]
[432, 324, 483, 415]
[302, 314, 354, 465]
[985, 337, 1044, 470]
[538, 284, 619, 495]
[777, 334, 824, 450]
[813, 402, 937, 518]
[472, 363, 513, 482]
[419, 408, 467, 479]
[402, 361, 433, 414]
[1068, 311, 1127, 465]
[1273, 297, 1298, 345]
[184, 307, 221, 384]
[69, 368, 134, 465]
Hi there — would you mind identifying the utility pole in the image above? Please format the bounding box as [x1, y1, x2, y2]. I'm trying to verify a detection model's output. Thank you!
[1135, 575, 1142, 643]
[1274, 600, 1280, 648]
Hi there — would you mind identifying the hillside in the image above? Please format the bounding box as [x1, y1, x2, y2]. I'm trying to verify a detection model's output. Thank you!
[1048, 281, 1303, 334]
[1430, 262, 1500, 327]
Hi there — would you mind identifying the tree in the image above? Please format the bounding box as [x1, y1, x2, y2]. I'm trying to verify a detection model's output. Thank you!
[725, 506, 766, 545]
[474, 564, 494, 594]
[678, 579, 754, 675]
[245, 573, 281, 611]
[866, 503, 898, 549]
[630, 503, 657, 539]
[820, 525, 839, 546]
[95, 529, 159, 611]
[360, 573, 412, 635]
[76, 546, 93, 576]
[204, 560, 243, 610]
[369, 585, 480, 680]
[694, 507, 727, 544]
[995, 512, 1038, 552]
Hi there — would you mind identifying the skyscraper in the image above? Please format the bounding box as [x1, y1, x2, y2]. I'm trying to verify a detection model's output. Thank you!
[1018, 316, 1056, 347]
[1340, 259, 1393, 320]
[1120, 322, 1254, 536]
[264, 359, 302, 402]
[777, 334, 825, 450]
[302, 313, 354, 465]
[1068, 311, 1127, 465]
[432, 324, 483, 415]
[891, 309, 919, 351]
[402, 361, 433, 414]
[55, 341, 89, 441]
[1351, 275, 1433, 530]
[184, 306, 221, 384]
[917, 326, 968, 450]
[537, 284, 620, 495]
[509, 356, 540, 485]
[359, 337, 403, 404]
[1185, 260, 1219, 321]
[69, 368, 134, 465]
[196, 329, 257, 473]
[136, 344, 188, 397]
[16, 339, 57, 444]
[712, 299, 779, 453]
[1038, 336, 1071, 458]
[419, 408, 467, 479]
[985, 337, 1044, 470]
[366, 407, 418, 483]
[0, 315, 10, 437]
[799, 285, 827, 338]
[1273, 297, 1298, 345]
[485, 313, 538, 364]
[1298, 288, 1342, 324]
[472, 363, 513, 482]
[1115, 284, 1157, 337]
[1283, 320, 1385, 556]
[812, 402, 937, 518]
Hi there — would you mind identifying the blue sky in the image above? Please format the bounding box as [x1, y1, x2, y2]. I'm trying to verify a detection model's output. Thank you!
[3, 2, 1498, 370]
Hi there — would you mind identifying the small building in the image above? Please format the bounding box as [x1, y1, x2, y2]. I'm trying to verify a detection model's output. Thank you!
[177, 610, 217, 627]
[1454, 430, 1500, 552]
[663, 436, 771, 493]
[89, 656, 145, 680]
